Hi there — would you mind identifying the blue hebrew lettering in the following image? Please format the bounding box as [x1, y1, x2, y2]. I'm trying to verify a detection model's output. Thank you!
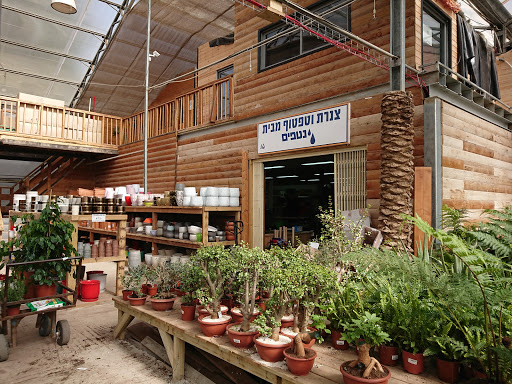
[292, 118, 298, 129]
[263, 124, 268, 134]
[303, 129, 306, 138]
[334, 109, 341, 120]
[316, 113, 323, 123]
[329, 110, 334, 121]
[298, 117, 304, 127]
[284, 120, 289, 131]
[297, 130, 303, 139]
[290, 131, 296, 140]
[324, 111, 329, 121]
[276, 121, 281, 131]
[282, 134, 288, 141]
[304, 115, 311, 126]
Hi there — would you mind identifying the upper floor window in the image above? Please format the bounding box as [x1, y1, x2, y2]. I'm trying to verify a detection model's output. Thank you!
[258, 0, 350, 71]
[422, 0, 451, 69]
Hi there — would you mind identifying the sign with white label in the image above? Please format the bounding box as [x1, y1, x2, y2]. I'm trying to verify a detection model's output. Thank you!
[91, 214, 106, 223]
[258, 103, 350, 154]
[336, 340, 345, 345]
[392, 355, 398, 360]
[234, 339, 241, 344]
[408, 358, 418, 365]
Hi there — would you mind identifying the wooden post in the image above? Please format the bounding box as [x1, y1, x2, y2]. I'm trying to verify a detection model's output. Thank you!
[414, 167, 432, 256]
[172, 336, 185, 383]
[241, 151, 250, 244]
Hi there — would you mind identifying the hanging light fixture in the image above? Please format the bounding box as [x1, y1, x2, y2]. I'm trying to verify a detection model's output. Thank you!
[51, 0, 77, 14]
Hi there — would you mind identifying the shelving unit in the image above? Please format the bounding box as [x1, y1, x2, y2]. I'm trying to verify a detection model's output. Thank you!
[125, 206, 241, 251]
[8, 211, 128, 296]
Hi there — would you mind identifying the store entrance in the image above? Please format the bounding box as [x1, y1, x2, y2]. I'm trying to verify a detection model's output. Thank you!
[263, 154, 334, 247]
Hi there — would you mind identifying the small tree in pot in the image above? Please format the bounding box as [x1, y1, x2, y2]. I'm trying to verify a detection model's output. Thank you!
[149, 263, 180, 311]
[122, 265, 146, 305]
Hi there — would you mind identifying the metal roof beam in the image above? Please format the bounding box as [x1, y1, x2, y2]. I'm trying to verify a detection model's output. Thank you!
[0, 38, 92, 64]
[0, 68, 80, 86]
[1, 4, 106, 37]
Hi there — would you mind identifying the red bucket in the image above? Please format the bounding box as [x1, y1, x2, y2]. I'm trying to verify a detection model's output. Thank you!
[80, 280, 100, 302]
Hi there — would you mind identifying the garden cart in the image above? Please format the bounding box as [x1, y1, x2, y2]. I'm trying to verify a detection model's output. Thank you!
[0, 256, 82, 362]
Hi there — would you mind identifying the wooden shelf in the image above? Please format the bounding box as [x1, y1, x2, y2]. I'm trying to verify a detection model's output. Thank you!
[125, 206, 240, 214]
[78, 226, 117, 236]
[126, 233, 235, 248]
[82, 255, 126, 263]
[9, 211, 127, 221]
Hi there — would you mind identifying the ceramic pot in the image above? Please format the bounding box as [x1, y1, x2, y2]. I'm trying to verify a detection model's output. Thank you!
[230, 307, 260, 324]
[127, 295, 147, 306]
[7, 305, 21, 317]
[79, 280, 100, 302]
[122, 289, 134, 300]
[331, 329, 349, 350]
[181, 303, 196, 321]
[340, 361, 391, 384]
[402, 350, 424, 374]
[284, 347, 317, 376]
[197, 314, 231, 337]
[280, 317, 294, 329]
[253, 335, 292, 362]
[150, 297, 176, 311]
[226, 323, 259, 349]
[379, 345, 399, 366]
[146, 285, 157, 297]
[436, 358, 460, 383]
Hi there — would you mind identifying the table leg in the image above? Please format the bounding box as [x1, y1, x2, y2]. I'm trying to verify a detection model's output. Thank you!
[114, 311, 134, 339]
[158, 329, 175, 368]
[172, 336, 185, 383]
[10, 319, 18, 347]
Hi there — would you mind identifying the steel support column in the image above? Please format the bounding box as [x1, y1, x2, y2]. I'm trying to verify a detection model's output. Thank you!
[424, 97, 442, 229]
[390, 0, 405, 91]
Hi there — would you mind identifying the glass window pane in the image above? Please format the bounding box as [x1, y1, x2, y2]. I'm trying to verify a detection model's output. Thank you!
[263, 26, 300, 67]
[422, 12, 442, 66]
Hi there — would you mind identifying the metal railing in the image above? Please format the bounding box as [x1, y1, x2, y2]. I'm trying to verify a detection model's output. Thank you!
[0, 95, 123, 147]
[122, 75, 234, 144]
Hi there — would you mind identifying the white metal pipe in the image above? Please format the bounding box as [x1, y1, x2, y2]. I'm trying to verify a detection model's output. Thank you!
[144, 0, 151, 193]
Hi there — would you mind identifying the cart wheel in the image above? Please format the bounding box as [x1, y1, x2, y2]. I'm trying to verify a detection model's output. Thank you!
[0, 334, 9, 362]
[39, 315, 51, 337]
[56, 320, 70, 346]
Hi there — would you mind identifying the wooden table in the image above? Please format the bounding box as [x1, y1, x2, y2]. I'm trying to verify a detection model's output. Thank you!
[112, 297, 443, 384]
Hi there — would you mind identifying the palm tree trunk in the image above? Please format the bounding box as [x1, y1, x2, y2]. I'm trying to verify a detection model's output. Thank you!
[378, 91, 415, 252]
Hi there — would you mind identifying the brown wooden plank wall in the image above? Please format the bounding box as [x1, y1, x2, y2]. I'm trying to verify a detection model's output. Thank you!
[197, 42, 235, 87]
[441, 101, 512, 222]
[95, 133, 177, 193]
[48, 162, 96, 196]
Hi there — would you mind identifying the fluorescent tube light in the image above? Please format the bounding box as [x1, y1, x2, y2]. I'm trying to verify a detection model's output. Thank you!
[264, 165, 285, 170]
[301, 161, 334, 166]
[308, 178, 320, 182]
[265, 177, 273, 180]
[324, 172, 334, 175]
[276, 175, 299, 179]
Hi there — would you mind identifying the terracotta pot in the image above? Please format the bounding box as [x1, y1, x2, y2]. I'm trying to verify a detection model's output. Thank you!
[379, 345, 399, 366]
[127, 295, 147, 306]
[7, 305, 21, 317]
[197, 314, 231, 337]
[284, 347, 317, 376]
[198, 305, 228, 316]
[146, 285, 157, 297]
[436, 358, 460, 383]
[331, 329, 349, 350]
[141, 284, 149, 295]
[230, 308, 260, 324]
[122, 289, 134, 300]
[175, 289, 185, 297]
[280, 318, 294, 329]
[402, 350, 424, 374]
[220, 296, 233, 311]
[340, 361, 391, 384]
[181, 304, 196, 321]
[254, 335, 292, 362]
[226, 323, 259, 348]
[34, 283, 57, 298]
[256, 301, 266, 312]
[150, 297, 176, 311]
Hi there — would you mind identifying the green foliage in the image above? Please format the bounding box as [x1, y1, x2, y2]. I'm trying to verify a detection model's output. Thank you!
[152, 263, 182, 298]
[0, 202, 76, 286]
[424, 321, 469, 361]
[122, 265, 145, 296]
[178, 261, 202, 304]
[341, 311, 390, 347]
[0, 277, 26, 303]
[441, 204, 469, 238]
[322, 280, 364, 331]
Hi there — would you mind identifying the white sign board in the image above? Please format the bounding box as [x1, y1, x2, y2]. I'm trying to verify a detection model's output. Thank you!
[91, 214, 106, 223]
[258, 103, 350, 154]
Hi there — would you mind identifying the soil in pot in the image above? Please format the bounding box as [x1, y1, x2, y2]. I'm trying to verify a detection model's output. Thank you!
[226, 323, 259, 349]
[402, 350, 424, 374]
[122, 289, 134, 300]
[340, 361, 391, 384]
[150, 297, 176, 311]
[331, 329, 349, 350]
[284, 347, 317, 376]
[436, 358, 460, 383]
[127, 295, 147, 306]
[254, 335, 292, 362]
[230, 307, 260, 324]
[197, 314, 231, 337]
[34, 283, 57, 298]
[281, 327, 316, 349]
[379, 345, 399, 366]
[181, 304, 196, 321]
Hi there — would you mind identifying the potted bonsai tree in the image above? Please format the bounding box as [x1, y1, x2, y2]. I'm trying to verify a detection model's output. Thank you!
[142, 264, 158, 297]
[0, 276, 26, 316]
[283, 332, 318, 376]
[0, 202, 77, 298]
[149, 263, 180, 311]
[178, 261, 201, 321]
[122, 265, 147, 306]
[191, 245, 233, 336]
[226, 244, 267, 348]
[340, 311, 391, 383]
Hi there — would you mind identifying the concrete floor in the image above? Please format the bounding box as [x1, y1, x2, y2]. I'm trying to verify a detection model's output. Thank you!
[0, 261, 207, 384]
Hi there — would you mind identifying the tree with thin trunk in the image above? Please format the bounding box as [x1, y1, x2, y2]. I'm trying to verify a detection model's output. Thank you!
[378, 91, 415, 252]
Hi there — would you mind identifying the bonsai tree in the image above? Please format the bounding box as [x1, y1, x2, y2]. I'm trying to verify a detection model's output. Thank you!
[143, 265, 158, 288]
[0, 202, 77, 287]
[341, 311, 390, 378]
[230, 243, 269, 332]
[152, 263, 182, 299]
[191, 245, 233, 319]
[178, 261, 202, 305]
[121, 265, 146, 297]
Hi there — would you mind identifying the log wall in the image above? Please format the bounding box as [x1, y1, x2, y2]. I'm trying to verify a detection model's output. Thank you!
[197, 43, 235, 87]
[441, 101, 512, 222]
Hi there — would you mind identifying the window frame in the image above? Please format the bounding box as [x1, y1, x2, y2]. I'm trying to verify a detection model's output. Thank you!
[258, 0, 351, 72]
[421, 0, 451, 69]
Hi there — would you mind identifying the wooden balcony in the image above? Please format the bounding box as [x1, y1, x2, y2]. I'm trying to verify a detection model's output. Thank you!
[0, 96, 122, 155]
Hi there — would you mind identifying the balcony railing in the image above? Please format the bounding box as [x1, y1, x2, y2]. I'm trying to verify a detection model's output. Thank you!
[122, 75, 234, 144]
[0, 96, 122, 148]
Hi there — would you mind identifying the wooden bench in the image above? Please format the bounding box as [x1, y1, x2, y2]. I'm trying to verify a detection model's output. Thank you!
[112, 297, 443, 384]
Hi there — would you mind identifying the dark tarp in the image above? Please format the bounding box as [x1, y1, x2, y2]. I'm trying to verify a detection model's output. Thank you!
[457, 14, 500, 99]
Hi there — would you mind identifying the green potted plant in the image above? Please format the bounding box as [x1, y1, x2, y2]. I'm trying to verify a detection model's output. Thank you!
[179, 262, 201, 321]
[191, 245, 233, 336]
[0, 202, 77, 298]
[122, 265, 147, 306]
[149, 263, 180, 311]
[0, 277, 26, 316]
[340, 311, 391, 383]
[142, 265, 158, 296]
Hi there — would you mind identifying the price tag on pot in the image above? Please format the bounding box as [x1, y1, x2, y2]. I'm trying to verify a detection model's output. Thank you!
[218, 311, 223, 318]
[392, 355, 398, 360]
[92, 214, 106, 222]
[336, 340, 345, 345]
[181, 310, 184, 315]
[408, 358, 418, 365]
[234, 339, 241, 344]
